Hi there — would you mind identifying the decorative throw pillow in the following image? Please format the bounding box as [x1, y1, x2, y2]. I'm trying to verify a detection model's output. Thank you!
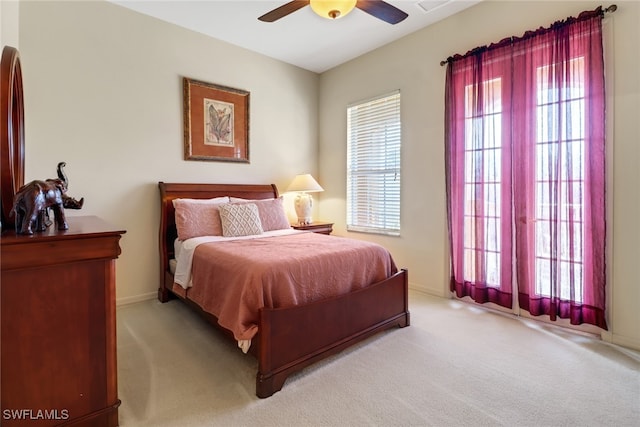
[173, 197, 229, 240]
[218, 203, 264, 237]
[231, 197, 291, 231]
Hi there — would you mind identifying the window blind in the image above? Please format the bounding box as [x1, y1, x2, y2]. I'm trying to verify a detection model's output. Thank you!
[347, 91, 401, 236]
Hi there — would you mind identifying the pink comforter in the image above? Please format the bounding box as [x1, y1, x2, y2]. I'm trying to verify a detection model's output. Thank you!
[183, 232, 397, 341]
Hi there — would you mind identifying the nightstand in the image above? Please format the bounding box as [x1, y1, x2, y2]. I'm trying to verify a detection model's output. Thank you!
[291, 221, 334, 235]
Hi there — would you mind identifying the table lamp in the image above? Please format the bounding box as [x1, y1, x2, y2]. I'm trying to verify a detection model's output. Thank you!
[286, 174, 324, 225]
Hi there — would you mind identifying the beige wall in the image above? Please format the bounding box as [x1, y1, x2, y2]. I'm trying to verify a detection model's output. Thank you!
[18, 1, 319, 303]
[1, 0, 20, 49]
[318, 1, 640, 350]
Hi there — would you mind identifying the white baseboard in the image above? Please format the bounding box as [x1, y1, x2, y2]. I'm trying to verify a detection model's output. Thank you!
[116, 292, 157, 306]
[602, 331, 640, 352]
[408, 283, 447, 298]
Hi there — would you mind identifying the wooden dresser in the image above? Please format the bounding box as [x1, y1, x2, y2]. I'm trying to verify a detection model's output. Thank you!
[1, 216, 125, 427]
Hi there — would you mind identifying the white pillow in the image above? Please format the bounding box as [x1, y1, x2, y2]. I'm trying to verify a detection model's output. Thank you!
[173, 197, 230, 205]
[218, 203, 264, 237]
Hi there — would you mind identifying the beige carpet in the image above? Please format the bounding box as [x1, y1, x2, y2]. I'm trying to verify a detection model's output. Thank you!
[116, 291, 640, 426]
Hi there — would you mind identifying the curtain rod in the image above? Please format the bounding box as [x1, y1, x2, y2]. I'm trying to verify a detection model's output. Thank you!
[439, 4, 617, 66]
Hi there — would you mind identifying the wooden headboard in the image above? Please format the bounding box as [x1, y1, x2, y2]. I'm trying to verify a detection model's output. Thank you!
[157, 182, 279, 297]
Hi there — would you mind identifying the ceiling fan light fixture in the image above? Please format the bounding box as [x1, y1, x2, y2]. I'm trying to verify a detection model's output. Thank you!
[310, 0, 357, 20]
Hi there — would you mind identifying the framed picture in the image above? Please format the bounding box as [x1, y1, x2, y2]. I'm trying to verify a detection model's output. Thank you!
[183, 77, 249, 162]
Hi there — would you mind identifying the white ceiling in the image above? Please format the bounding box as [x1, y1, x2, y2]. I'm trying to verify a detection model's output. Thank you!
[110, 0, 481, 73]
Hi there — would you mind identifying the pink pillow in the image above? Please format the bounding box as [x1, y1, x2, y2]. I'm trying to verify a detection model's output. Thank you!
[173, 197, 229, 240]
[231, 196, 291, 231]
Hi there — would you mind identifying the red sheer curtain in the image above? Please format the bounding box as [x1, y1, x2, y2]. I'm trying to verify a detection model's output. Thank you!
[445, 42, 515, 308]
[445, 8, 607, 329]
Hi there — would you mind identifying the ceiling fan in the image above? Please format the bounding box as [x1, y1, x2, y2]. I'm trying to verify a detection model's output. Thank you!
[258, 0, 409, 25]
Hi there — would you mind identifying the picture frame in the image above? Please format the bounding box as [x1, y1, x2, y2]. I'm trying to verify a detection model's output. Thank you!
[183, 77, 250, 163]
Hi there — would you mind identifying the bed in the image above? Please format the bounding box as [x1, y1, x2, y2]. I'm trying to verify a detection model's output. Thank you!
[158, 182, 410, 398]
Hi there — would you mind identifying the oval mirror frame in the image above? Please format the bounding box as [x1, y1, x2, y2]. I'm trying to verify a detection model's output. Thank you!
[1, 45, 26, 230]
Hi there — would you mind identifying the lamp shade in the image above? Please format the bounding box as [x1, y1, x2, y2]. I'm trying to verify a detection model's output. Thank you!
[310, 0, 357, 19]
[286, 174, 324, 193]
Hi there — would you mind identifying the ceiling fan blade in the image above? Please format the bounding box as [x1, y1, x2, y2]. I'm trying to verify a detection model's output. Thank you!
[356, 1, 408, 24]
[258, 1, 310, 22]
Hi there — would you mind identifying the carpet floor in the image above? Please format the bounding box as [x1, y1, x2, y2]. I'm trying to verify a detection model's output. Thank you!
[116, 291, 639, 426]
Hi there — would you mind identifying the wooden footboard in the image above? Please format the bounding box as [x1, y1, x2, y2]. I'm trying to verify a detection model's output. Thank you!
[255, 268, 410, 398]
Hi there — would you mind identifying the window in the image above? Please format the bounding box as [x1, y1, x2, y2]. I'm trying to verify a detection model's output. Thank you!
[347, 91, 401, 236]
[463, 78, 503, 287]
[459, 61, 587, 302]
[534, 59, 586, 302]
